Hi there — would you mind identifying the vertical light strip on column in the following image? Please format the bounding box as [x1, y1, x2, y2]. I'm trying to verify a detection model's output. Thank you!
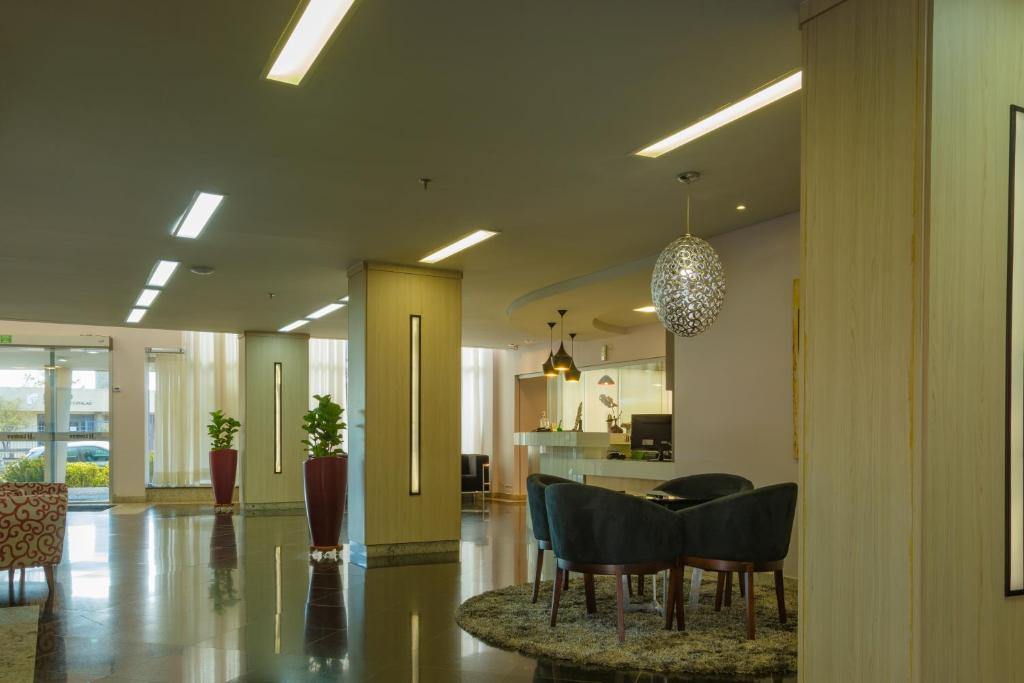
[274, 362, 283, 474]
[274, 545, 282, 653]
[410, 315, 422, 495]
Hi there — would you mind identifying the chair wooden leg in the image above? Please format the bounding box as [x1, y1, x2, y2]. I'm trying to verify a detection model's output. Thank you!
[774, 569, 787, 624]
[724, 571, 733, 607]
[663, 569, 677, 630]
[43, 565, 55, 595]
[627, 574, 634, 597]
[714, 572, 725, 611]
[744, 571, 756, 640]
[675, 568, 686, 631]
[563, 568, 570, 590]
[637, 573, 645, 596]
[739, 572, 746, 597]
[584, 573, 596, 614]
[550, 568, 564, 627]
[531, 548, 544, 604]
[614, 568, 626, 643]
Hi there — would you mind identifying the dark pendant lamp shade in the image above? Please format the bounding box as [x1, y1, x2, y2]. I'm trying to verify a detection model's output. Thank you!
[597, 374, 615, 386]
[542, 322, 559, 377]
[564, 332, 581, 382]
[552, 309, 573, 372]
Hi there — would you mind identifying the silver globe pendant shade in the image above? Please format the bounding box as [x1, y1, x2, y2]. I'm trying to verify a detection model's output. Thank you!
[651, 172, 725, 337]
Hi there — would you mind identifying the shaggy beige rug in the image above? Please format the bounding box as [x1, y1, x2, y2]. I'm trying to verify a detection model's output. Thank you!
[0, 604, 39, 683]
[456, 569, 796, 677]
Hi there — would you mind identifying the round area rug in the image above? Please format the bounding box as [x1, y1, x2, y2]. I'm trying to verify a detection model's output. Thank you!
[456, 569, 796, 677]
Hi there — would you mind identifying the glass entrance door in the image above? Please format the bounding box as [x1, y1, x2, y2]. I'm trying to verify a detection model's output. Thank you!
[0, 345, 111, 503]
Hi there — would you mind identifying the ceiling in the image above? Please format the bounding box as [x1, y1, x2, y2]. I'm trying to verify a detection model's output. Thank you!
[0, 1, 801, 347]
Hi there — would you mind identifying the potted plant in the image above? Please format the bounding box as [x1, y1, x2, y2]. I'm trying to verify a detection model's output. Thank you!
[208, 409, 241, 509]
[302, 394, 347, 556]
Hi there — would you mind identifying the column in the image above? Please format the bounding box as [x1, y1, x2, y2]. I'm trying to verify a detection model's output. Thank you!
[239, 331, 309, 510]
[346, 262, 461, 567]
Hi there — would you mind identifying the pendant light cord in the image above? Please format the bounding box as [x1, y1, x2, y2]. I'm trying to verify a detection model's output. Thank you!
[685, 186, 692, 237]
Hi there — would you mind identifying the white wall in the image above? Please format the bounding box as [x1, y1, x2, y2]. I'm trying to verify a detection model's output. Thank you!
[673, 212, 799, 573]
[0, 319, 183, 501]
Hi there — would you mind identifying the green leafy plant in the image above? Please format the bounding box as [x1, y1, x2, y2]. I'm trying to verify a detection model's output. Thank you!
[1, 457, 43, 483]
[301, 394, 346, 458]
[208, 410, 241, 450]
[0, 459, 108, 487]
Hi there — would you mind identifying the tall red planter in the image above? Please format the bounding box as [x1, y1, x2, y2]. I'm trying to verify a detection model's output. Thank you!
[209, 448, 237, 507]
[304, 455, 348, 552]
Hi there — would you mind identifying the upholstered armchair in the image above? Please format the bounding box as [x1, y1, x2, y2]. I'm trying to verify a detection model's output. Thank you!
[655, 473, 754, 501]
[678, 483, 798, 639]
[526, 473, 575, 603]
[545, 483, 686, 642]
[0, 483, 68, 595]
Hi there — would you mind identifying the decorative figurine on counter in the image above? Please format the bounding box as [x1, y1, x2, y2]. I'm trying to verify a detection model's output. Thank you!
[599, 394, 624, 433]
[536, 410, 551, 432]
[572, 402, 583, 432]
[556, 418, 564, 432]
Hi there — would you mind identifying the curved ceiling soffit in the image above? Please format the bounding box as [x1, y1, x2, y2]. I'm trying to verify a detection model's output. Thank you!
[505, 254, 658, 337]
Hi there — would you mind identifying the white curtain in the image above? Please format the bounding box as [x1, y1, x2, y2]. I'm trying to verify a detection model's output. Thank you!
[151, 332, 239, 486]
[461, 347, 493, 455]
[309, 338, 348, 449]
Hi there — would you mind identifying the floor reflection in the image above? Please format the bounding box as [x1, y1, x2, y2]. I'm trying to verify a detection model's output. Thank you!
[0, 503, 795, 682]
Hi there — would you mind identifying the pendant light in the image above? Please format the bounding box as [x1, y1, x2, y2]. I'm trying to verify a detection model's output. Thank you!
[542, 322, 558, 377]
[651, 171, 726, 337]
[552, 309, 573, 372]
[564, 333, 581, 383]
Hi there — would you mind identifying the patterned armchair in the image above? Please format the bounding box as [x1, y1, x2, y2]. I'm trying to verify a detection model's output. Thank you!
[0, 483, 68, 595]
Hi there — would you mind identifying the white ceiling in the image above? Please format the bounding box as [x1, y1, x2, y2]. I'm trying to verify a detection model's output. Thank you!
[0, 1, 801, 347]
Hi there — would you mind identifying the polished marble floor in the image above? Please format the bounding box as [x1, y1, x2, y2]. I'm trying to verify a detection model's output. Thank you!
[2, 502, 795, 683]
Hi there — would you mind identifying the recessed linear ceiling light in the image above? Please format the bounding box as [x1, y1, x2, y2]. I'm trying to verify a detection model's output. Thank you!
[634, 306, 657, 313]
[339, 295, 349, 303]
[307, 302, 345, 319]
[279, 319, 309, 333]
[135, 289, 160, 308]
[266, 0, 357, 86]
[420, 229, 499, 264]
[635, 71, 803, 159]
[148, 260, 180, 287]
[126, 308, 146, 324]
[172, 192, 225, 239]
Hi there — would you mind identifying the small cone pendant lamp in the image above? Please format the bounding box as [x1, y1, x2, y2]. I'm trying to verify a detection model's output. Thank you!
[542, 322, 558, 377]
[564, 333, 581, 383]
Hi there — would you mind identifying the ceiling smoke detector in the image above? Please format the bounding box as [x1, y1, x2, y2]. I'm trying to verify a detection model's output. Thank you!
[190, 265, 215, 275]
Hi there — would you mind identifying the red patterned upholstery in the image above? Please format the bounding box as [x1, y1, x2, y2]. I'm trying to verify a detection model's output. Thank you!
[0, 483, 68, 572]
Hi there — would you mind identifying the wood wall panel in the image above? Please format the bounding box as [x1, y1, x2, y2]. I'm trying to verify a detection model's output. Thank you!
[240, 332, 309, 506]
[348, 263, 462, 548]
[800, 0, 927, 678]
[924, 1, 1024, 679]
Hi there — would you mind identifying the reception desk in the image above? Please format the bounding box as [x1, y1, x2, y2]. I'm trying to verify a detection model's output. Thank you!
[513, 431, 673, 493]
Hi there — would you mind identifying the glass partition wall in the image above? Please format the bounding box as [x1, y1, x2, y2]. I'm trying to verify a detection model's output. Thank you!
[558, 358, 670, 433]
[0, 345, 111, 503]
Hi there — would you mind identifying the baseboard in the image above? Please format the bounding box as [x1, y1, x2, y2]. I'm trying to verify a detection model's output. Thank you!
[349, 539, 460, 568]
[489, 491, 526, 503]
[110, 495, 146, 504]
[145, 486, 240, 504]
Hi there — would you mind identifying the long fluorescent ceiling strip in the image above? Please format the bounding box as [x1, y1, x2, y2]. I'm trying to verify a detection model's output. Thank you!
[307, 302, 345, 319]
[279, 319, 309, 333]
[420, 229, 499, 264]
[172, 192, 225, 239]
[148, 260, 179, 287]
[126, 308, 146, 324]
[266, 0, 357, 85]
[636, 71, 803, 158]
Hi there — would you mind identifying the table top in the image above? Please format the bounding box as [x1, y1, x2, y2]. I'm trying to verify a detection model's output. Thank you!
[629, 490, 713, 510]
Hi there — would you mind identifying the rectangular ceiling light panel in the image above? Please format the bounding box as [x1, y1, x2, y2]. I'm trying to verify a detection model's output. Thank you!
[126, 308, 146, 324]
[420, 229, 499, 264]
[307, 302, 345, 319]
[636, 71, 803, 158]
[135, 288, 161, 308]
[279, 319, 309, 332]
[266, 0, 357, 85]
[148, 260, 179, 287]
[172, 192, 225, 239]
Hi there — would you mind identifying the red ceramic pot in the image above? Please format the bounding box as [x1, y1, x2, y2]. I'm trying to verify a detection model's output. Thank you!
[304, 455, 348, 550]
[209, 448, 237, 507]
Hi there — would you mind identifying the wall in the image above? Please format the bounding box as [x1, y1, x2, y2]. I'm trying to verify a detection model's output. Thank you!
[799, 0, 927, 678]
[923, 0, 1024, 679]
[0, 319, 183, 502]
[672, 213, 800, 575]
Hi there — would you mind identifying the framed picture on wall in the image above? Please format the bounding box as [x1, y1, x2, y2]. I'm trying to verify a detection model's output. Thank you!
[1005, 104, 1024, 596]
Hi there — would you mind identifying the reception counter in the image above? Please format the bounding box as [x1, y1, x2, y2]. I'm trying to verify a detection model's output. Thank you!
[513, 431, 673, 492]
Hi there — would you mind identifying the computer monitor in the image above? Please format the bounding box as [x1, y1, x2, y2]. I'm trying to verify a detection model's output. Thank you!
[630, 414, 672, 453]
